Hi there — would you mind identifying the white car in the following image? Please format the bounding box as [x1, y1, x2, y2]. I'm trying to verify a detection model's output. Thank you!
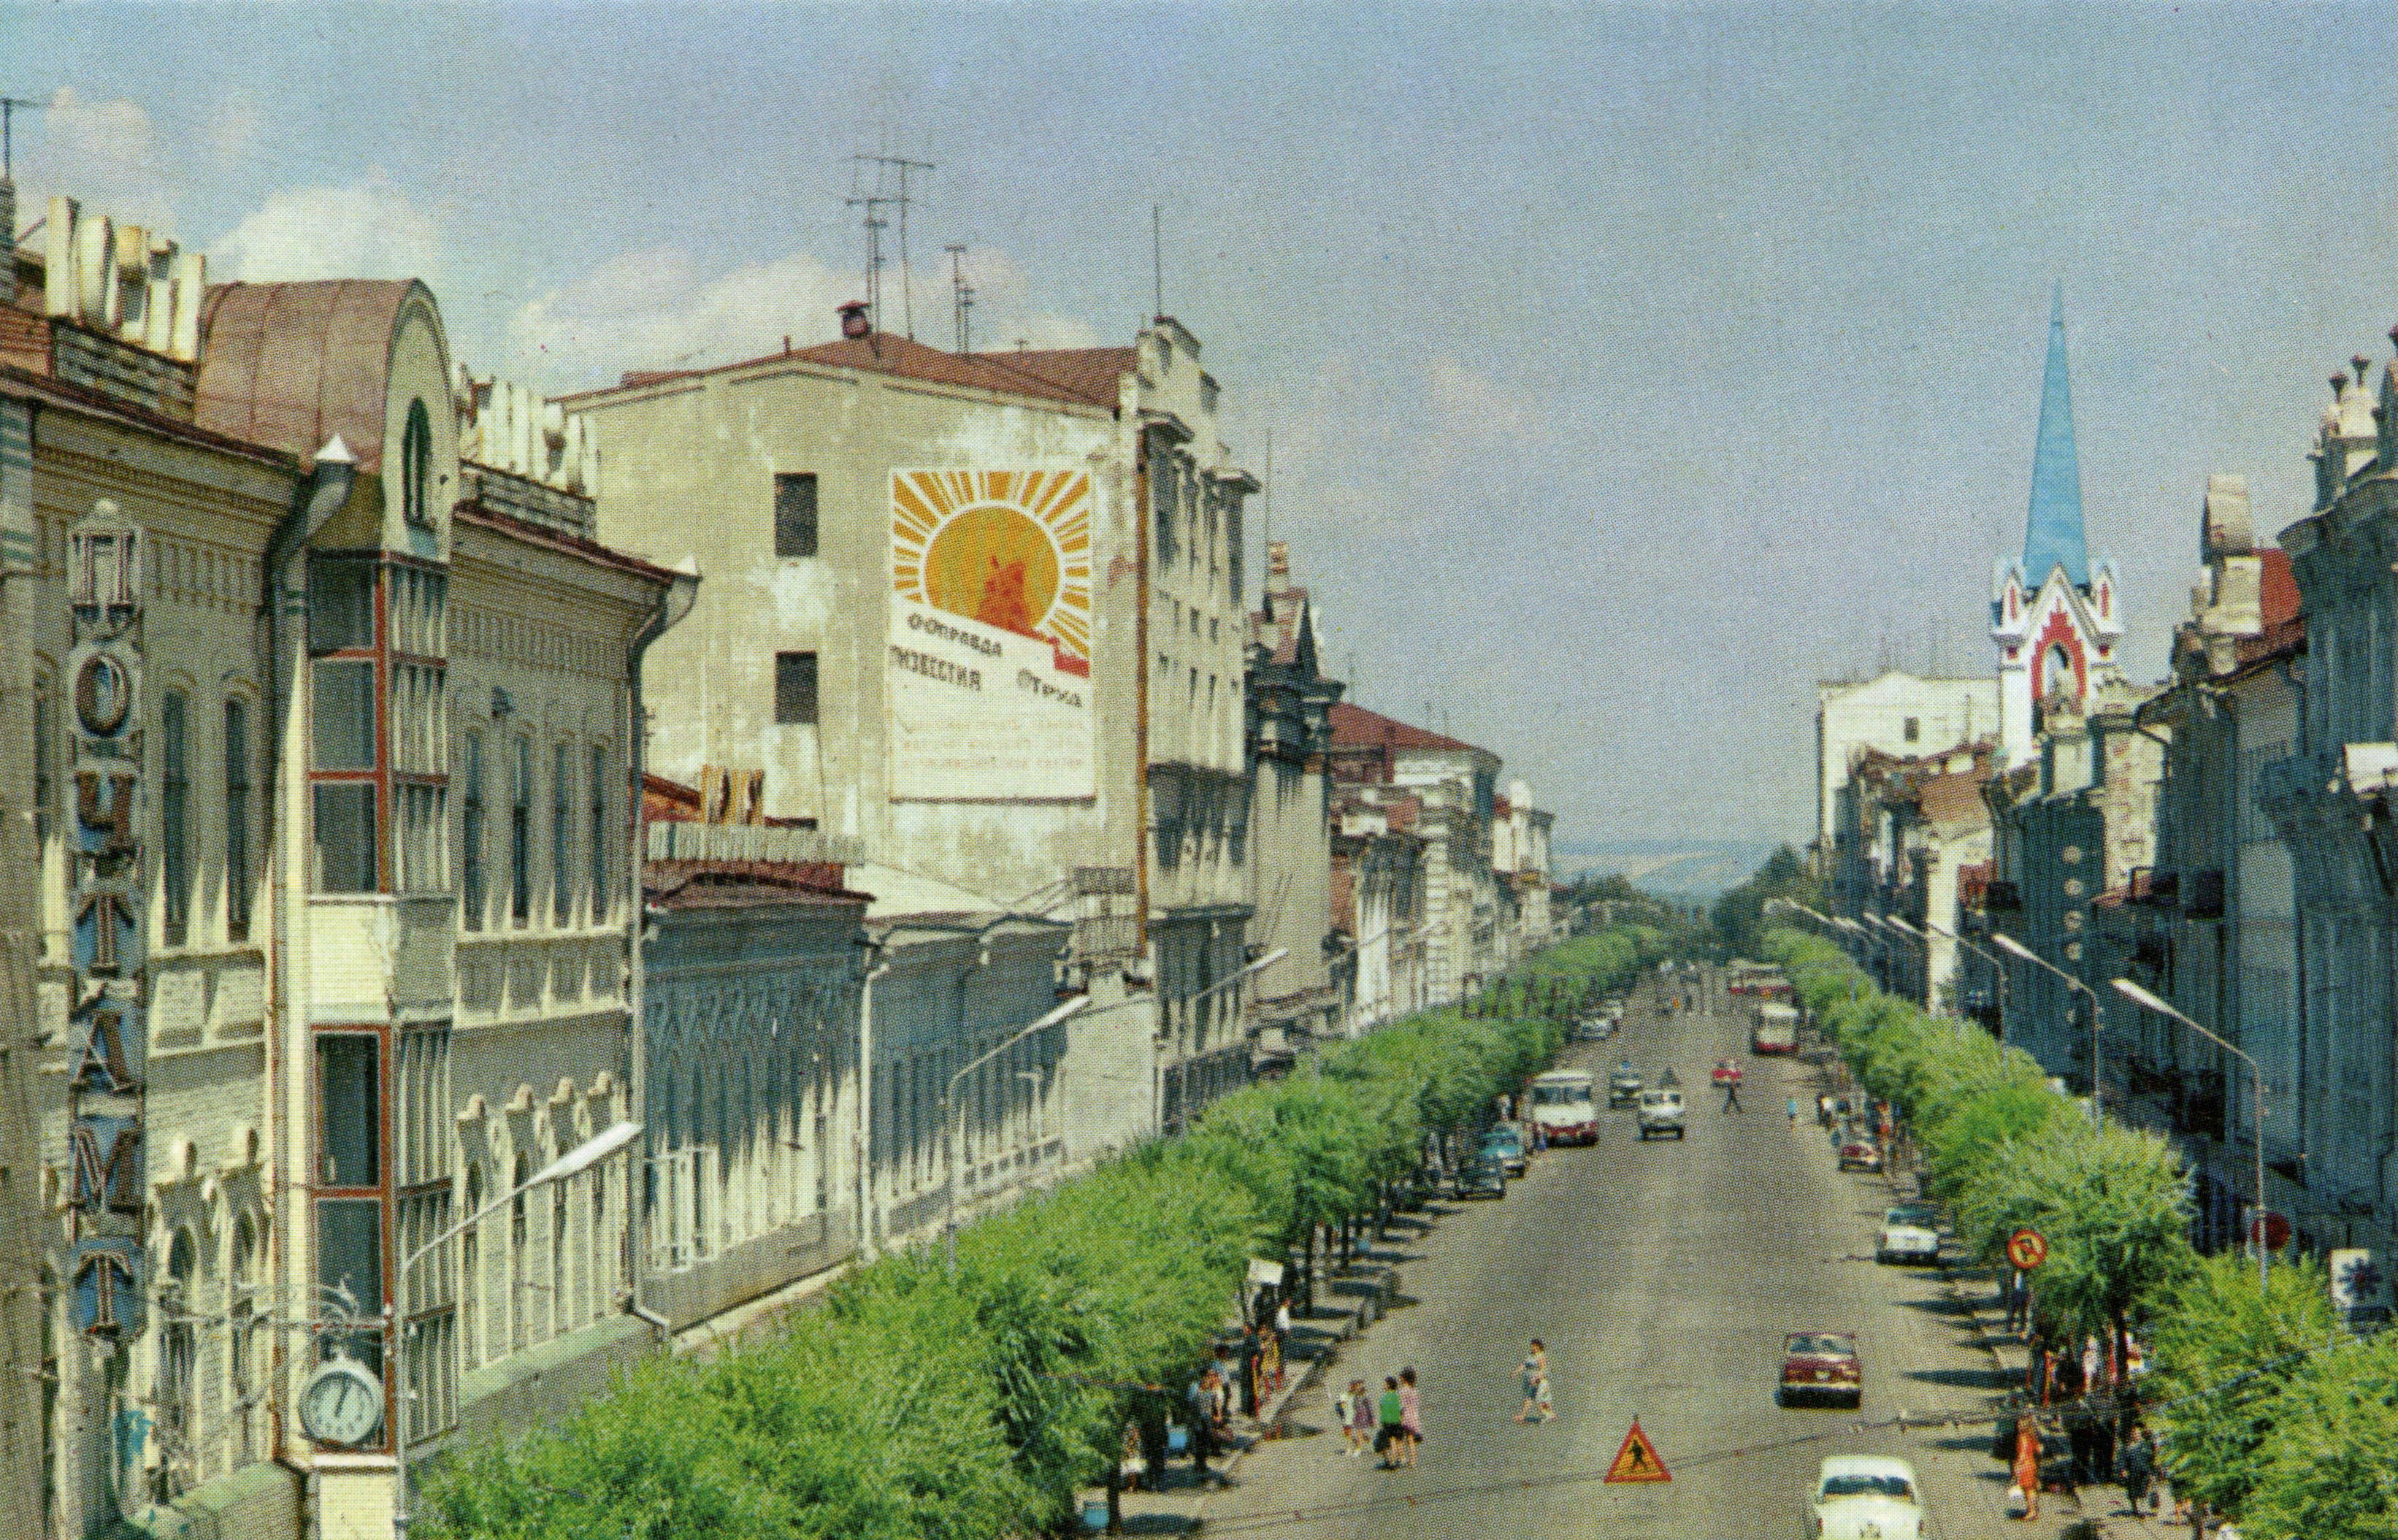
[1875, 1203, 1941, 1266]
[1636, 1089, 1686, 1140]
[1809, 1455, 1924, 1540]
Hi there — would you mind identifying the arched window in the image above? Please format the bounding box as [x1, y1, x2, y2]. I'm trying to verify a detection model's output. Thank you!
[549, 1157, 567, 1336]
[590, 1156, 610, 1310]
[460, 1165, 483, 1367]
[229, 1215, 258, 1464]
[402, 398, 433, 525]
[688, 1069, 707, 1257]
[510, 1152, 530, 1352]
[161, 1230, 199, 1471]
[2044, 645, 2074, 702]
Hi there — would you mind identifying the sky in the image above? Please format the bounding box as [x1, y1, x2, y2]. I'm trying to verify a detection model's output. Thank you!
[13, 1, 2398, 854]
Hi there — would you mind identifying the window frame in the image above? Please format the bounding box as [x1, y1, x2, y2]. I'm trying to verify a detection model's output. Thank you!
[160, 689, 191, 946]
[775, 651, 819, 727]
[224, 697, 252, 941]
[551, 741, 573, 925]
[773, 471, 819, 558]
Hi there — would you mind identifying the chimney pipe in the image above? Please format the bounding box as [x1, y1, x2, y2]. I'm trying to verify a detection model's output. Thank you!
[839, 302, 870, 340]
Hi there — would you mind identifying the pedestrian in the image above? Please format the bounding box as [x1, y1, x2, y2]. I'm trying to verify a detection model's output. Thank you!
[1817, 1092, 1835, 1129]
[2012, 1414, 2042, 1522]
[1374, 1376, 1405, 1469]
[1333, 1380, 1365, 1457]
[1722, 1070, 1743, 1114]
[1187, 1368, 1219, 1486]
[1346, 1376, 1375, 1455]
[2120, 1423, 2157, 1517]
[1398, 1366, 1422, 1468]
[1515, 1339, 1552, 1422]
[1787, 1095, 1800, 1126]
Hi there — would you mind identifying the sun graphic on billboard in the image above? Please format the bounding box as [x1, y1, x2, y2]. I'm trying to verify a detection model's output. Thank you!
[892, 469, 1091, 672]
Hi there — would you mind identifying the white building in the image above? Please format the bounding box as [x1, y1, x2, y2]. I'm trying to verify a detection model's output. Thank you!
[1815, 670, 1999, 857]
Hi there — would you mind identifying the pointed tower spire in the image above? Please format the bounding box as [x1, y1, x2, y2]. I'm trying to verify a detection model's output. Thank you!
[2023, 283, 2090, 590]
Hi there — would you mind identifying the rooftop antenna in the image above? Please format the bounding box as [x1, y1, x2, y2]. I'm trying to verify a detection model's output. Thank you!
[946, 242, 974, 354]
[843, 194, 892, 334]
[1, 96, 45, 180]
[1152, 203, 1164, 321]
[853, 153, 934, 340]
[1261, 425, 1273, 568]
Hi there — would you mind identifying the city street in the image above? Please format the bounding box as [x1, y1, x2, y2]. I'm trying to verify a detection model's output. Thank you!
[1193, 978, 2079, 1539]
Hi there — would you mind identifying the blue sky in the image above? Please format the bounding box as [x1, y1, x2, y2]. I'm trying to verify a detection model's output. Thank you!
[14, 3, 2398, 851]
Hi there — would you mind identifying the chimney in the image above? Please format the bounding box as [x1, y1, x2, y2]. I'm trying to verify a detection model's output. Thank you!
[838, 301, 870, 340]
[1266, 539, 1291, 589]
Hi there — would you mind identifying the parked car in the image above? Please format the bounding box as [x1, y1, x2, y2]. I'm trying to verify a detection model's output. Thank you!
[1574, 1017, 1609, 1042]
[1635, 1088, 1687, 1140]
[1780, 1330, 1863, 1408]
[1836, 1127, 1883, 1173]
[1808, 1455, 1924, 1539]
[1453, 1154, 1507, 1200]
[1608, 1066, 1644, 1107]
[1876, 1203, 1941, 1265]
[1479, 1125, 1529, 1176]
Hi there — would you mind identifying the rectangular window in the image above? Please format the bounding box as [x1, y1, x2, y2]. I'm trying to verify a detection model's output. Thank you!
[161, 691, 190, 946]
[1225, 500, 1243, 605]
[309, 558, 378, 653]
[313, 782, 378, 893]
[589, 745, 609, 924]
[773, 472, 819, 557]
[225, 699, 251, 941]
[510, 739, 531, 925]
[316, 1034, 380, 1187]
[775, 651, 819, 726]
[313, 659, 377, 769]
[551, 743, 572, 924]
[397, 783, 447, 895]
[460, 732, 485, 930]
[1903, 716, 1920, 743]
[393, 662, 446, 776]
[315, 1198, 384, 1373]
[1152, 450, 1179, 562]
[33, 680, 51, 845]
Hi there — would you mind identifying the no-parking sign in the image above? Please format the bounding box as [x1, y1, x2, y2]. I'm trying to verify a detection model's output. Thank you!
[2007, 1228, 2049, 1270]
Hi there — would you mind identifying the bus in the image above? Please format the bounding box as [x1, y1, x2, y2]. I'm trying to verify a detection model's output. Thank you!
[1528, 1069, 1600, 1146]
[1752, 1002, 1801, 1055]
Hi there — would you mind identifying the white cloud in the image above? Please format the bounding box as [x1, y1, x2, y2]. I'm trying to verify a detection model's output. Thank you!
[1424, 356, 1547, 447]
[508, 240, 1098, 391]
[209, 173, 446, 285]
[19, 86, 176, 234]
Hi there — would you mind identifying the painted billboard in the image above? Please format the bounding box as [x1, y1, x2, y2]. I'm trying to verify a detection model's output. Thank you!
[889, 468, 1095, 799]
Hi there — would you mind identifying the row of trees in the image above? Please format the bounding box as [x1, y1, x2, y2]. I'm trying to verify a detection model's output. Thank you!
[1766, 926, 2398, 1540]
[421, 925, 1665, 1539]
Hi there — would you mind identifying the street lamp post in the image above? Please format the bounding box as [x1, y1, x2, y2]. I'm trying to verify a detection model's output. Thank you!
[392, 1119, 644, 1539]
[1991, 931, 2106, 1128]
[1920, 916, 2012, 1047]
[2110, 978, 2272, 1292]
[943, 995, 1094, 1275]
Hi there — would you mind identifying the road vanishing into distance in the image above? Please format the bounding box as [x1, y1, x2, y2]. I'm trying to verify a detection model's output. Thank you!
[1200, 975, 2038, 1540]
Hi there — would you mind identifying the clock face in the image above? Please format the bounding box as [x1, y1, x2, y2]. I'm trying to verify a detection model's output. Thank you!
[300, 1360, 384, 1447]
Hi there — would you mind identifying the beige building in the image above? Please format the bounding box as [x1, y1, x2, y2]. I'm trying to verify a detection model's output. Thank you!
[8, 193, 683, 1539]
[1244, 543, 1344, 1053]
[567, 307, 1261, 1143]
[1328, 703, 1503, 1004]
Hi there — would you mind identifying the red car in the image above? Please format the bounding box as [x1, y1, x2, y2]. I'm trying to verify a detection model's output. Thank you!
[1780, 1330, 1863, 1408]
[1836, 1128, 1883, 1173]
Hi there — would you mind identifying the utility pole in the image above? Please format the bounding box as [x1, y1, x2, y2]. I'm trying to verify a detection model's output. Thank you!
[853, 153, 935, 340]
[1152, 204, 1164, 320]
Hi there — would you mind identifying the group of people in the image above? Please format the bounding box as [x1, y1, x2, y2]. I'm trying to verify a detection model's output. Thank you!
[2009, 1412, 2162, 1522]
[1333, 1367, 1422, 1469]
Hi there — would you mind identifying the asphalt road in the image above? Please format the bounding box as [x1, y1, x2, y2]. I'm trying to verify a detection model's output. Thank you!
[1199, 972, 2037, 1540]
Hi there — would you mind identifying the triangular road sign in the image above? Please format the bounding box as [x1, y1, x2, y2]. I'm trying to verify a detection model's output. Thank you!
[1604, 1417, 1671, 1484]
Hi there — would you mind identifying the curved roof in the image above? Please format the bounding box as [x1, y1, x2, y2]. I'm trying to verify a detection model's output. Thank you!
[195, 280, 428, 472]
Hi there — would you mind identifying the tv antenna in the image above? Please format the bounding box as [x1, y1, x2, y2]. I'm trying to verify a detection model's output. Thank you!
[843, 194, 892, 333]
[946, 242, 975, 354]
[852, 153, 934, 340]
[1151, 203, 1164, 320]
[1, 96, 45, 180]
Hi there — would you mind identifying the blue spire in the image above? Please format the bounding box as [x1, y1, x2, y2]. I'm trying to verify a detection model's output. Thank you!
[2023, 284, 2089, 590]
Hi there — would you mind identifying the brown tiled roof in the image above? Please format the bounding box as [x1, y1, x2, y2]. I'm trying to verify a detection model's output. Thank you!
[455, 502, 683, 586]
[1329, 702, 1492, 759]
[989, 346, 1137, 404]
[1917, 767, 1993, 829]
[789, 332, 1117, 407]
[194, 280, 424, 472]
[2259, 548, 2299, 629]
[645, 861, 869, 911]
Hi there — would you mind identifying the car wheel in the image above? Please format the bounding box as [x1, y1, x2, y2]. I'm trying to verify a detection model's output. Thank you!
[1676, 1128, 1685, 1139]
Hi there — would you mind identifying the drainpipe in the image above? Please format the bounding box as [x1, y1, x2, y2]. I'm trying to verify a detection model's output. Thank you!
[258, 436, 356, 1458]
[854, 951, 892, 1258]
[623, 561, 697, 1333]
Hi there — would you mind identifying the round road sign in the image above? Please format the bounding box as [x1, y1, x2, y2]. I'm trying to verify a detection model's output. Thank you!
[2007, 1228, 2049, 1270]
[2252, 1212, 2292, 1252]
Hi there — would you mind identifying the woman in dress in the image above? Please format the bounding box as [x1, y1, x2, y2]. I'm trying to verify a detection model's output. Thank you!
[1398, 1366, 1422, 1468]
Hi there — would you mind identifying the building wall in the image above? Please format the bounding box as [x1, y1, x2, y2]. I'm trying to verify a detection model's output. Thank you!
[1815, 672, 1999, 847]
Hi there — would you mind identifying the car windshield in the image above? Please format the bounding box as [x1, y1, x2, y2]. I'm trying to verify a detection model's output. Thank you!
[1888, 1206, 1936, 1227]
[1787, 1334, 1855, 1357]
[1533, 1085, 1592, 1106]
[1821, 1474, 1913, 1501]
[1483, 1130, 1520, 1146]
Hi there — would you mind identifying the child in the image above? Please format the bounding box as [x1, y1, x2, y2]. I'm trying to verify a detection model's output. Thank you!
[1334, 1380, 1365, 1457]
[1375, 1376, 1405, 1468]
[1348, 1377, 1376, 1455]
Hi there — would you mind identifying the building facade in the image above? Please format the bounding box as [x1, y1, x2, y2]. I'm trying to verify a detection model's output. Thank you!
[1244, 542, 1343, 1055]
[1815, 669, 2000, 860]
[9, 193, 681, 1539]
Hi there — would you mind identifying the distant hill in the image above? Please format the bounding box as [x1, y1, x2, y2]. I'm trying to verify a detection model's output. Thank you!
[1557, 838, 1791, 903]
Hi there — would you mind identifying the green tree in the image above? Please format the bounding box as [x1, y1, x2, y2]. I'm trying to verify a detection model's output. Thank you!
[2146, 1253, 2344, 1525]
[2239, 1327, 2398, 1540]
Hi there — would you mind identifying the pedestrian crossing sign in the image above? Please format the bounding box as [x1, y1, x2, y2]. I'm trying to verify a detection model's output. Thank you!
[1604, 1418, 1671, 1483]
